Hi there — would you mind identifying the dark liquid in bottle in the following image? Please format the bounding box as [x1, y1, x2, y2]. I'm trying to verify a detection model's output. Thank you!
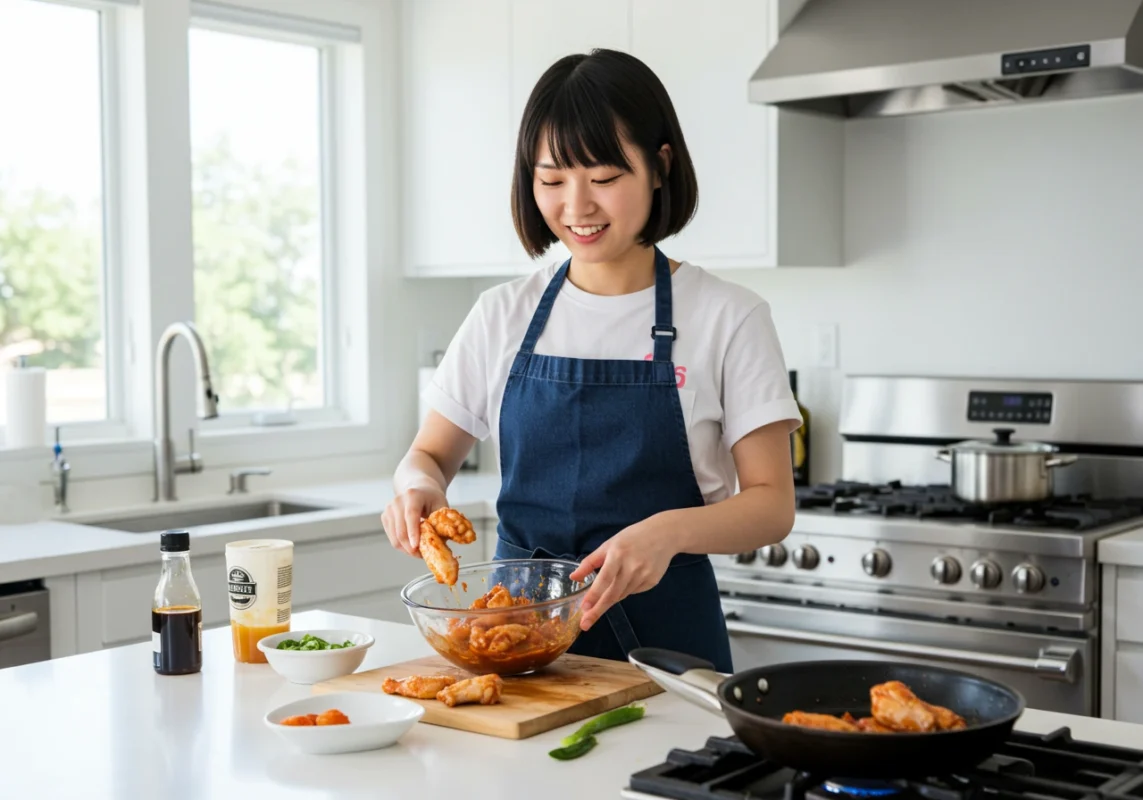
[153, 605, 202, 675]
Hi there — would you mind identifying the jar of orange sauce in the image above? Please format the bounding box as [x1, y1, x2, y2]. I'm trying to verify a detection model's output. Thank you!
[225, 539, 293, 663]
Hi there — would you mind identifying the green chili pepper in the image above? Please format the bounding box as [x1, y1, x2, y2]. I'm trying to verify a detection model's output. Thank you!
[558, 704, 647, 748]
[548, 735, 598, 760]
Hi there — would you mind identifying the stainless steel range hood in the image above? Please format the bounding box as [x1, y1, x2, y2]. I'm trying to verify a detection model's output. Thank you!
[750, 0, 1143, 118]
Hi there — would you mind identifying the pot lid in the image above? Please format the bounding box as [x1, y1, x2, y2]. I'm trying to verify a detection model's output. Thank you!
[948, 427, 1057, 454]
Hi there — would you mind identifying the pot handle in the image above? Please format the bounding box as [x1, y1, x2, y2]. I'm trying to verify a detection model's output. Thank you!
[936, 449, 952, 463]
[1046, 454, 1079, 468]
[627, 647, 725, 717]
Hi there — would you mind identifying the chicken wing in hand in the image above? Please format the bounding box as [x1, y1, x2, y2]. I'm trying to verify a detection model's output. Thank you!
[420, 523, 459, 585]
[382, 674, 458, 700]
[436, 673, 503, 707]
[426, 507, 476, 544]
[782, 711, 860, 732]
[870, 680, 937, 732]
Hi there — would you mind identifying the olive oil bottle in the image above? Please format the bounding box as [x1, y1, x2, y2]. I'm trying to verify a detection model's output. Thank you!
[789, 370, 810, 486]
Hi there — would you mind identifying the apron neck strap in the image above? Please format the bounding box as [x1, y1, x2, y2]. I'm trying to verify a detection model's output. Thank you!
[517, 247, 676, 361]
[650, 247, 675, 362]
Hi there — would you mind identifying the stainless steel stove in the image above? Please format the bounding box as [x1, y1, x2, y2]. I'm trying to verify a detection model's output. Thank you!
[621, 728, 1143, 800]
[716, 376, 1143, 717]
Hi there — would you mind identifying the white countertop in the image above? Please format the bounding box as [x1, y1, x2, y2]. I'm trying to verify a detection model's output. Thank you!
[0, 473, 502, 583]
[1099, 527, 1143, 567]
[3, 610, 1143, 800]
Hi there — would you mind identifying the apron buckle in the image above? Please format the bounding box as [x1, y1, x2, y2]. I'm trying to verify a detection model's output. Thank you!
[651, 324, 677, 341]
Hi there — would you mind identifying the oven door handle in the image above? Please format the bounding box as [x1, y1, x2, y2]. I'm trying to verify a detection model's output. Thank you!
[723, 613, 1079, 683]
[0, 611, 38, 643]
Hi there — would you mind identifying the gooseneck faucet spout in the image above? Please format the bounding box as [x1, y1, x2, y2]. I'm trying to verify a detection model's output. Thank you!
[154, 321, 220, 502]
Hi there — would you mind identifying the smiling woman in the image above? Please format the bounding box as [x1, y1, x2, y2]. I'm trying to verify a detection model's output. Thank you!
[385, 49, 802, 674]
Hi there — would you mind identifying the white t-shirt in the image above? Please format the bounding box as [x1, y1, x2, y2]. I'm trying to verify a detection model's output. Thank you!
[424, 260, 803, 505]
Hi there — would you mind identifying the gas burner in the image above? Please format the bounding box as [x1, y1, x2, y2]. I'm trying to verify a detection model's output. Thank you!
[627, 728, 1143, 800]
[818, 780, 902, 797]
[795, 483, 1143, 532]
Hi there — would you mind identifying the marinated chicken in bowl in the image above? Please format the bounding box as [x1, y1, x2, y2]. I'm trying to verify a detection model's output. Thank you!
[400, 558, 592, 676]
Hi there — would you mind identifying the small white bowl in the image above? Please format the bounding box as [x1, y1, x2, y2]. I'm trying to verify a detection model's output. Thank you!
[257, 629, 374, 685]
[264, 691, 424, 755]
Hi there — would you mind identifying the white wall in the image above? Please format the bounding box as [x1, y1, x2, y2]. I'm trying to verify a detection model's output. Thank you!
[729, 92, 1143, 482]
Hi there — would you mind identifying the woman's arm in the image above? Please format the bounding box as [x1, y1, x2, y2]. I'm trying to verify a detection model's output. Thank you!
[383, 411, 478, 556]
[571, 419, 795, 631]
[674, 420, 795, 555]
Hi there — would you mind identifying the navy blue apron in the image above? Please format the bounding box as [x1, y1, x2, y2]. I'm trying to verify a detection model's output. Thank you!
[493, 246, 733, 673]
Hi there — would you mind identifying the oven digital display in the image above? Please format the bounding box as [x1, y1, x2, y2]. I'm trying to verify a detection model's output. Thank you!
[967, 391, 1053, 424]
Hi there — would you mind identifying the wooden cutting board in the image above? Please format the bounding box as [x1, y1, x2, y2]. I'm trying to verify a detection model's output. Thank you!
[311, 653, 664, 739]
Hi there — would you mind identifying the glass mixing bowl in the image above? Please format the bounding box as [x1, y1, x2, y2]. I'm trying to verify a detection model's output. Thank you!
[400, 559, 594, 676]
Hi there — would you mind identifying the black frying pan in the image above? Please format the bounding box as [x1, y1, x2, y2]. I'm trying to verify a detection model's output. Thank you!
[628, 648, 1026, 779]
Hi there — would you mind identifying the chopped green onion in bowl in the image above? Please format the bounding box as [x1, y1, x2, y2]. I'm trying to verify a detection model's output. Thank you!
[275, 633, 355, 651]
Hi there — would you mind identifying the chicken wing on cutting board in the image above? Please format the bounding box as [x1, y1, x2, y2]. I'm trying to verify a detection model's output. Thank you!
[436, 674, 503, 707]
[382, 674, 458, 699]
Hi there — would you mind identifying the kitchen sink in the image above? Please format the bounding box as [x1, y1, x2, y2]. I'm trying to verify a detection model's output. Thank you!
[80, 500, 333, 534]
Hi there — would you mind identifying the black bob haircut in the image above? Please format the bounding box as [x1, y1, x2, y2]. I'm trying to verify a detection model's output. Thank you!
[511, 48, 699, 259]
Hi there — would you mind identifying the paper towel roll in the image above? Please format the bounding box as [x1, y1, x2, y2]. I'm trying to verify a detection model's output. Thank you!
[5, 366, 46, 449]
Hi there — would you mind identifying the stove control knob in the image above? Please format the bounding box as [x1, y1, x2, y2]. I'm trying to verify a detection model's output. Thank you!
[1013, 563, 1046, 594]
[930, 556, 962, 585]
[792, 545, 820, 571]
[861, 548, 892, 578]
[759, 544, 788, 567]
[733, 550, 757, 565]
[970, 559, 1003, 590]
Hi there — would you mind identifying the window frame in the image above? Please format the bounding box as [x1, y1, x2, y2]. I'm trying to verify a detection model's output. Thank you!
[0, 0, 131, 445]
[186, 21, 346, 430]
[0, 0, 382, 482]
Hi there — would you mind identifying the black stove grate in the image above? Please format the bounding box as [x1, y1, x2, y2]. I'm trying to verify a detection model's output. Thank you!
[629, 729, 1143, 800]
[793, 482, 1143, 532]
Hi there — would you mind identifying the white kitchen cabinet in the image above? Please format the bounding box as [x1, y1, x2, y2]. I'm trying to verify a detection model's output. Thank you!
[76, 529, 489, 651]
[503, 0, 632, 269]
[402, 0, 842, 277]
[632, 0, 841, 268]
[307, 588, 410, 625]
[1100, 563, 1143, 720]
[401, 0, 520, 277]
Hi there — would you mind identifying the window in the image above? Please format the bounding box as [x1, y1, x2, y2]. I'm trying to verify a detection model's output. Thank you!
[0, 0, 109, 427]
[189, 27, 330, 415]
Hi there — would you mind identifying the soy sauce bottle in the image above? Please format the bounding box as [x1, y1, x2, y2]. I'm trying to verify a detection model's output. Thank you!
[153, 531, 203, 675]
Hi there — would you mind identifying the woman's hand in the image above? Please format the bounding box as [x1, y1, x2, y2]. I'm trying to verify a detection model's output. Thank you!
[569, 513, 682, 631]
[385, 411, 478, 558]
[381, 486, 447, 557]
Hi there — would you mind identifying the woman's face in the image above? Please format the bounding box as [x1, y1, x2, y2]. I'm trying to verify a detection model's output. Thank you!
[532, 134, 666, 265]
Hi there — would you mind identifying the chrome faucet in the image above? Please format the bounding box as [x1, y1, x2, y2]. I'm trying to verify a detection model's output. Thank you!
[154, 321, 220, 502]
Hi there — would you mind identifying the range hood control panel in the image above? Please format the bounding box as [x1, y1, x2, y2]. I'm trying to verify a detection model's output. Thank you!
[1003, 44, 1091, 75]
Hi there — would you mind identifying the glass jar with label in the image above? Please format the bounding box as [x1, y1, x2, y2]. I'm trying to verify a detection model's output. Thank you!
[152, 530, 203, 675]
[225, 539, 293, 663]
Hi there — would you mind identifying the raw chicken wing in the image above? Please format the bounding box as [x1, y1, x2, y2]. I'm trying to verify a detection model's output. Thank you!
[426, 507, 476, 544]
[782, 711, 860, 732]
[437, 674, 503, 707]
[420, 523, 459, 585]
[470, 583, 513, 610]
[470, 623, 531, 654]
[870, 681, 937, 732]
[382, 674, 458, 699]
